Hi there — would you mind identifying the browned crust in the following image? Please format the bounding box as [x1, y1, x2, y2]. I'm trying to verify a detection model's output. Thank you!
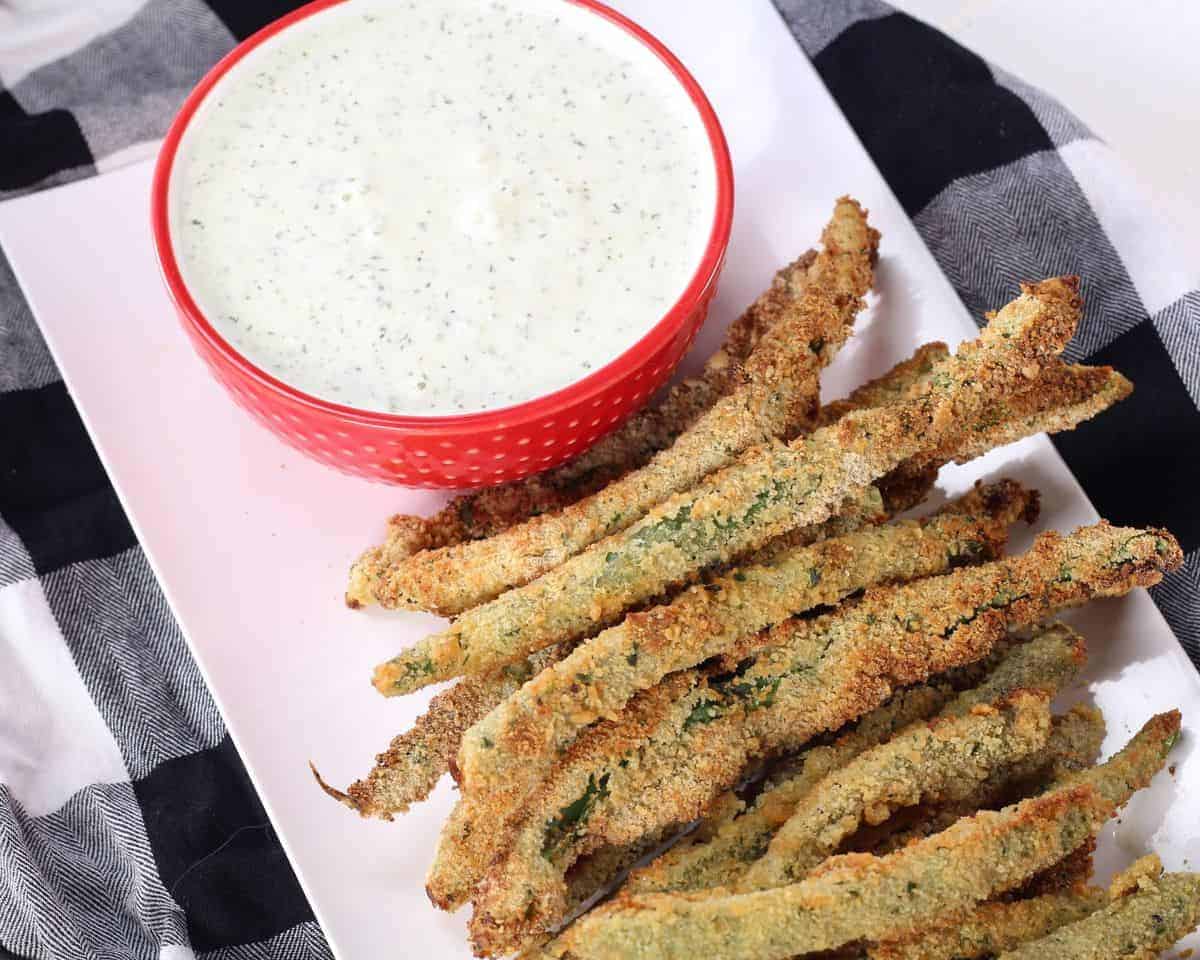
[833, 277, 1084, 466]
[877, 361, 1130, 514]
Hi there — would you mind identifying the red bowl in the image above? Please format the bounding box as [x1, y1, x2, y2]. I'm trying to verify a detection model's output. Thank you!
[151, 0, 733, 488]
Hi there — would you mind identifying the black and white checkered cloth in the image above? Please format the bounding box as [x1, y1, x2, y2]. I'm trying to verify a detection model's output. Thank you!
[1, 1, 1197, 957]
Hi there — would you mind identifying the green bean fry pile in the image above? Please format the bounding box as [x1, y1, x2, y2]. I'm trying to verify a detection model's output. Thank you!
[318, 199, 1195, 959]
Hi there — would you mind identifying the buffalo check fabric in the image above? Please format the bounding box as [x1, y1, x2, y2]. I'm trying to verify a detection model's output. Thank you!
[1, 0, 1198, 957]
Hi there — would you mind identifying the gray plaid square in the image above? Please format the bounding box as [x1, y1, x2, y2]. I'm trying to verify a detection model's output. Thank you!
[913, 149, 1148, 358]
[0, 781, 188, 960]
[41, 549, 225, 781]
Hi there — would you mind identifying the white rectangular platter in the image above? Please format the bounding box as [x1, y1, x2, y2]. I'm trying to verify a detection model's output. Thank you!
[1, 1, 1197, 956]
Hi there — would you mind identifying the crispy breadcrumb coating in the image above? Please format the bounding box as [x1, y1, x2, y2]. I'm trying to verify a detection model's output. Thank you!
[869, 887, 1109, 960]
[877, 362, 1131, 514]
[997, 870, 1200, 960]
[857, 701, 1107, 859]
[816, 343, 950, 426]
[623, 684, 955, 896]
[737, 690, 1053, 890]
[625, 624, 1086, 896]
[314, 644, 568, 818]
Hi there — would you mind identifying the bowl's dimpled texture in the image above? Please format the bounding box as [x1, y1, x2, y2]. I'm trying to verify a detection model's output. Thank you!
[178, 290, 711, 488]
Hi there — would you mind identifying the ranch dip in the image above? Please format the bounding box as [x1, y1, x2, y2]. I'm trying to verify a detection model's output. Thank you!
[169, 0, 718, 415]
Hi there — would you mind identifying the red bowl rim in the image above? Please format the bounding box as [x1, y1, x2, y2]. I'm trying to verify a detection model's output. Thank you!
[150, 0, 734, 434]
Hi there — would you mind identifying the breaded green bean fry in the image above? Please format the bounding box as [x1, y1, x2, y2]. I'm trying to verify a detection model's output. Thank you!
[880, 362, 1132, 509]
[824, 354, 1129, 517]
[560, 827, 681, 924]
[997, 871, 1200, 960]
[377, 277, 1082, 694]
[867, 850, 1160, 960]
[938, 622, 1087, 716]
[888, 365, 1129, 514]
[625, 624, 1087, 896]
[870, 887, 1109, 960]
[854, 704, 1106, 860]
[464, 526, 1179, 952]
[374, 199, 880, 614]
[771, 356, 1128, 540]
[542, 713, 1179, 960]
[738, 690, 1054, 890]
[880, 849, 1164, 960]
[735, 625, 1091, 886]
[623, 684, 955, 895]
[549, 784, 1108, 960]
[946, 364, 1131, 465]
[316, 644, 567, 818]
[1055, 710, 1182, 803]
[458, 480, 1038, 804]
[427, 672, 699, 912]
[426, 794, 489, 910]
[994, 701, 1108, 790]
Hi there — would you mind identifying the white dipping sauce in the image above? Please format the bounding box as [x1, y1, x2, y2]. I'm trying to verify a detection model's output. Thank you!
[170, 0, 717, 415]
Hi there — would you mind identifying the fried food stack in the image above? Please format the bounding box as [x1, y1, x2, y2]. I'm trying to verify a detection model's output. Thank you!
[324, 198, 1197, 960]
